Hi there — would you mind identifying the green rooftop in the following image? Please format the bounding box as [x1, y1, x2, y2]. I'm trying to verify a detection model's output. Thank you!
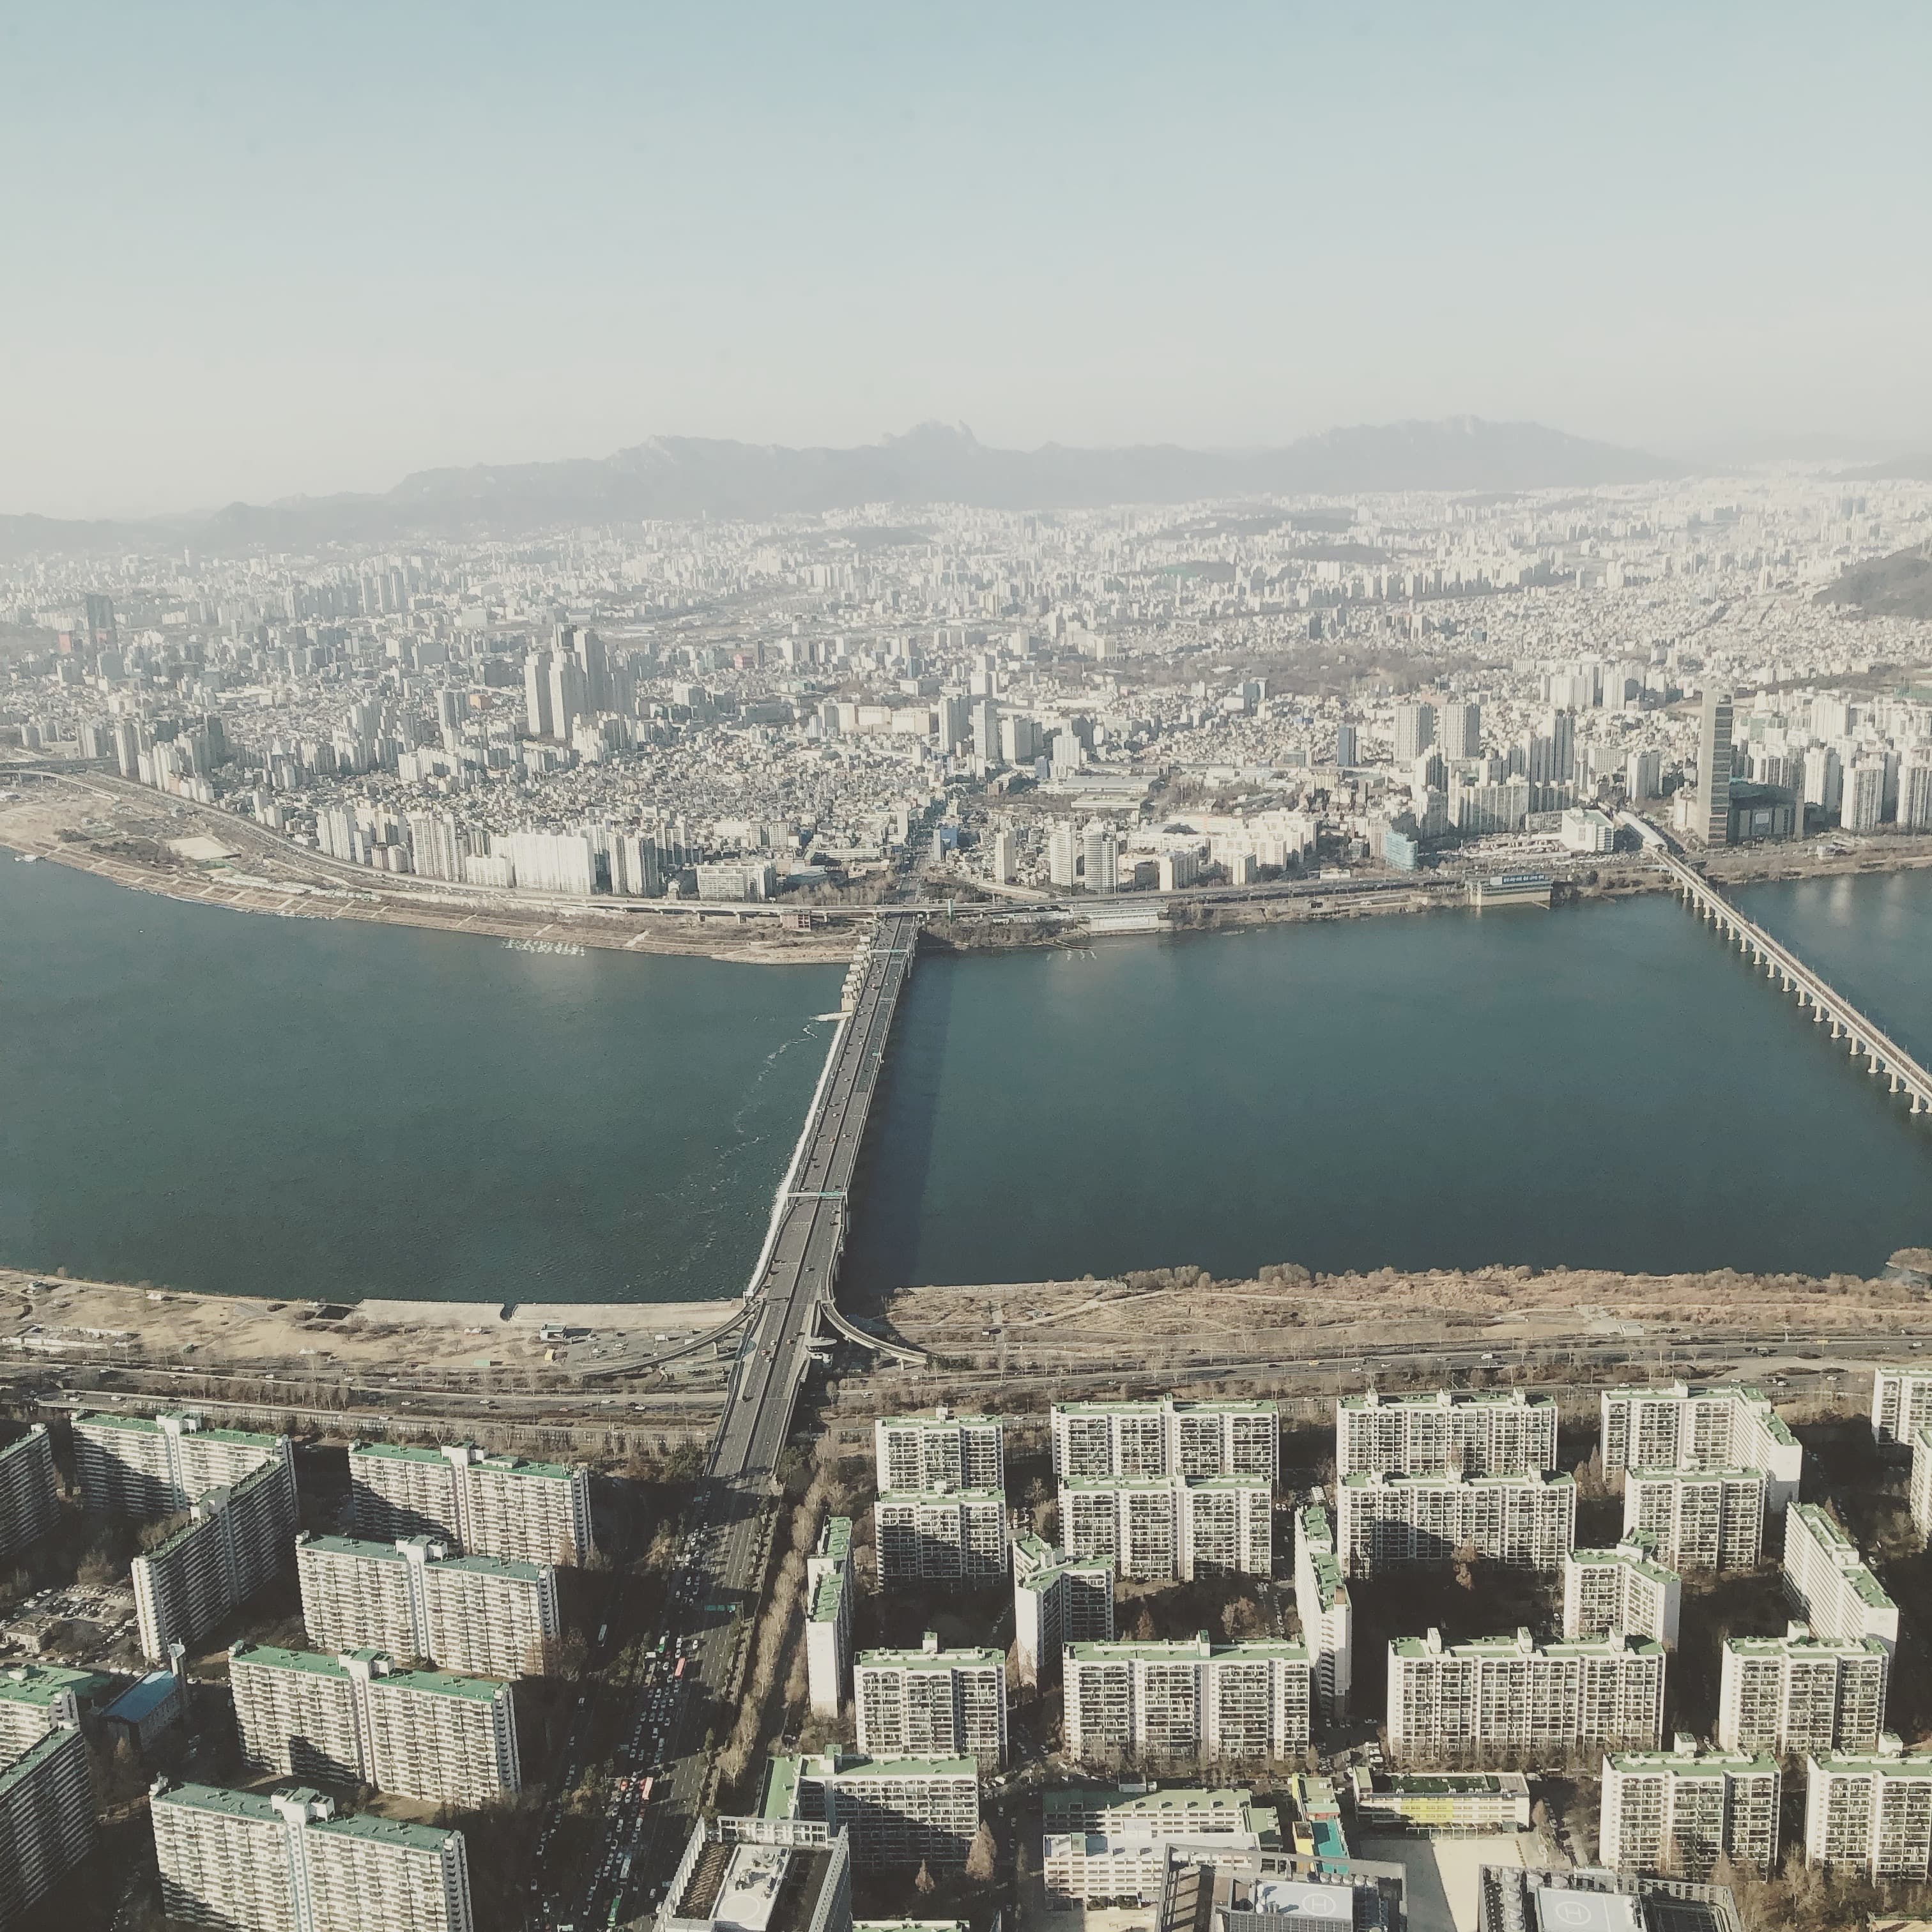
[231, 1644, 349, 1681]
[0, 1665, 114, 1707]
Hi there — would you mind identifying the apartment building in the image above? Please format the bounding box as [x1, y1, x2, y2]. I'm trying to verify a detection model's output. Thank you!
[874, 1489, 1008, 1584]
[1059, 1474, 1271, 1581]
[767, 1751, 980, 1871]
[1562, 1534, 1682, 1648]
[1622, 1469, 1764, 1571]
[1041, 1786, 1275, 1908]
[854, 1637, 1006, 1766]
[1386, 1629, 1664, 1759]
[0, 1664, 102, 1759]
[1783, 1504, 1899, 1653]
[1012, 1531, 1114, 1682]
[1870, 1370, 1932, 1448]
[348, 1441, 593, 1566]
[1051, 1398, 1278, 1483]
[0, 1427, 59, 1559]
[1336, 1470, 1575, 1575]
[1599, 1385, 1801, 1510]
[1915, 1427, 1932, 1546]
[1599, 1746, 1781, 1878]
[150, 1780, 473, 1932]
[1804, 1745, 1932, 1878]
[1062, 1635, 1312, 1766]
[132, 1460, 297, 1663]
[1294, 1499, 1353, 1722]
[0, 1726, 96, 1926]
[872, 1413, 1004, 1493]
[295, 1534, 560, 1680]
[806, 1517, 855, 1718]
[73, 1410, 296, 1520]
[229, 1643, 519, 1807]
[1336, 1390, 1558, 1478]
[1717, 1629, 1889, 1756]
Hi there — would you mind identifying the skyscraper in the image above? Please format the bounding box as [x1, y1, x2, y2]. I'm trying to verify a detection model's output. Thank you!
[1439, 702, 1481, 760]
[1696, 688, 1734, 845]
[1393, 703, 1437, 763]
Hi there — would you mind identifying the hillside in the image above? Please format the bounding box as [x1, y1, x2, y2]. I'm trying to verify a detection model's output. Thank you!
[1814, 544, 1932, 619]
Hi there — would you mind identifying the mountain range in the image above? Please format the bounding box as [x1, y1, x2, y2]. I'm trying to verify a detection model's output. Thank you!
[0, 417, 1680, 559]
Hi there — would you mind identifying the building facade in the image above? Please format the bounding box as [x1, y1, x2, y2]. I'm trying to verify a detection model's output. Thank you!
[1599, 1749, 1780, 1878]
[1012, 1531, 1114, 1682]
[1346, 1768, 1531, 1835]
[1293, 1501, 1353, 1721]
[132, 1460, 298, 1662]
[1062, 1636, 1312, 1766]
[1804, 1747, 1932, 1878]
[0, 1726, 96, 1926]
[1598, 1386, 1800, 1511]
[806, 1517, 855, 1719]
[1335, 1390, 1558, 1478]
[0, 1427, 59, 1560]
[1051, 1399, 1278, 1483]
[853, 1638, 1007, 1766]
[1914, 1426, 1932, 1547]
[1621, 1470, 1765, 1571]
[348, 1441, 593, 1567]
[1337, 1471, 1575, 1575]
[1782, 1504, 1898, 1653]
[1717, 1630, 1889, 1757]
[1059, 1475, 1272, 1581]
[872, 1414, 1004, 1493]
[73, 1411, 296, 1521]
[769, 1752, 980, 1871]
[1562, 1534, 1682, 1648]
[1870, 1370, 1932, 1449]
[874, 1490, 1009, 1585]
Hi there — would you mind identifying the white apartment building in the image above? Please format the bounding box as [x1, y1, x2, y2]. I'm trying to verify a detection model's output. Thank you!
[0, 1726, 96, 1926]
[874, 1489, 1008, 1584]
[1059, 1475, 1272, 1581]
[151, 1781, 473, 1932]
[1563, 1534, 1682, 1648]
[1717, 1628, 1889, 1756]
[806, 1517, 855, 1719]
[1062, 1636, 1311, 1766]
[1294, 1499, 1353, 1721]
[0, 1427, 59, 1559]
[229, 1643, 519, 1808]
[0, 1667, 93, 1761]
[1870, 1370, 1932, 1448]
[1012, 1532, 1114, 1682]
[872, 1413, 1004, 1493]
[1598, 1384, 1801, 1510]
[348, 1441, 594, 1566]
[1386, 1629, 1664, 1759]
[1336, 1470, 1575, 1575]
[1914, 1426, 1932, 1545]
[1600, 1746, 1781, 1878]
[1782, 1504, 1899, 1653]
[1042, 1786, 1274, 1908]
[854, 1637, 1007, 1766]
[1051, 1398, 1278, 1483]
[769, 1751, 981, 1871]
[1335, 1390, 1558, 1478]
[295, 1535, 560, 1680]
[1804, 1745, 1932, 1878]
[133, 1460, 297, 1662]
[73, 1411, 296, 1521]
[1622, 1469, 1764, 1570]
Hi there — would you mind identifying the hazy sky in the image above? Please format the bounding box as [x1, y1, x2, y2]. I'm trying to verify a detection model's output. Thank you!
[6, 3, 1931, 519]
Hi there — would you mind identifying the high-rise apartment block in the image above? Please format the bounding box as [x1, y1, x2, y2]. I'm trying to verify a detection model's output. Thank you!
[1062, 1636, 1311, 1765]
[1695, 687, 1735, 846]
[875, 1489, 1008, 1584]
[1051, 1398, 1278, 1483]
[74, 1410, 296, 1521]
[1782, 1504, 1898, 1653]
[1337, 1470, 1575, 1575]
[229, 1643, 519, 1808]
[1599, 1384, 1800, 1510]
[854, 1637, 1007, 1767]
[1804, 1745, 1932, 1878]
[1913, 1427, 1932, 1546]
[1012, 1531, 1114, 1682]
[805, 1517, 855, 1718]
[1871, 1370, 1932, 1448]
[1294, 1499, 1353, 1721]
[296, 1535, 559, 1680]
[1622, 1469, 1765, 1571]
[0, 1666, 99, 1760]
[1599, 1746, 1780, 1879]
[1394, 703, 1438, 763]
[1387, 1629, 1664, 1759]
[133, 1460, 298, 1662]
[1336, 1389, 1557, 1478]
[1718, 1629, 1889, 1756]
[0, 1427, 59, 1559]
[764, 1751, 980, 1871]
[348, 1441, 593, 1566]
[1059, 1473, 1272, 1583]
[150, 1781, 473, 1932]
[872, 1412, 1004, 1492]
[1563, 1534, 1682, 1648]
[0, 1725, 95, 1925]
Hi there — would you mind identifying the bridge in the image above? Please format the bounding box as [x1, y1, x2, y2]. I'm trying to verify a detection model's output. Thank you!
[1660, 850, 1932, 1116]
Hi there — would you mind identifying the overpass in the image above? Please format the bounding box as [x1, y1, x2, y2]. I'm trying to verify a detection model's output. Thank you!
[1660, 849, 1932, 1116]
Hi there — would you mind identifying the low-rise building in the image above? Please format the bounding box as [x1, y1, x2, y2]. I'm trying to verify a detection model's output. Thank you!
[1052, 1397, 1278, 1483]
[1562, 1533, 1682, 1648]
[73, 1410, 296, 1521]
[1336, 1390, 1558, 1478]
[1782, 1503, 1899, 1653]
[132, 1459, 297, 1662]
[348, 1441, 594, 1567]
[854, 1636, 1006, 1766]
[0, 1427, 59, 1560]
[1345, 1769, 1531, 1836]
[1060, 1474, 1272, 1581]
[1871, 1370, 1932, 1450]
[1599, 1385, 1800, 1511]
[764, 1752, 979, 1871]
[872, 1413, 1004, 1493]
[0, 1726, 96, 1926]
[874, 1489, 1008, 1584]
[1012, 1531, 1114, 1683]
[1476, 1866, 1743, 1932]
[1599, 1745, 1781, 1878]
[657, 1814, 852, 1932]
[1294, 1501, 1352, 1721]
[1041, 1786, 1280, 1908]
[1804, 1742, 1932, 1878]
[1337, 1470, 1575, 1575]
[805, 1517, 854, 1719]
[1063, 1635, 1312, 1767]
[1621, 1469, 1764, 1571]
[1717, 1627, 1889, 1757]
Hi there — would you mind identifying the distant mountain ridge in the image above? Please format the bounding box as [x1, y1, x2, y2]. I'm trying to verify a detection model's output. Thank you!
[0, 417, 1679, 558]
[1814, 543, 1932, 620]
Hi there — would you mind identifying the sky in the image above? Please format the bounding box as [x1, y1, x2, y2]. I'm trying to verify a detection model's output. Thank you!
[5, 2, 1931, 519]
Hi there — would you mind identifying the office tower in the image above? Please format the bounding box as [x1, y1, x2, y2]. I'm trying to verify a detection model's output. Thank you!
[1440, 701, 1481, 760]
[1386, 1628, 1664, 1758]
[1696, 688, 1735, 845]
[1335, 723, 1360, 767]
[1062, 1636, 1312, 1765]
[1598, 1384, 1802, 1510]
[296, 1535, 560, 1680]
[73, 1411, 296, 1521]
[873, 1414, 1004, 1492]
[1544, 707, 1577, 783]
[765, 1751, 979, 1871]
[873, 1490, 1008, 1584]
[150, 1782, 474, 1932]
[1626, 748, 1663, 800]
[523, 651, 553, 737]
[1600, 1748, 1781, 1880]
[1622, 1470, 1765, 1571]
[1873, 1369, 1932, 1447]
[1804, 1746, 1932, 1878]
[1336, 1470, 1575, 1575]
[1052, 1397, 1279, 1482]
[1011, 1532, 1114, 1682]
[854, 1637, 1007, 1765]
[1783, 1505, 1898, 1652]
[567, 625, 610, 711]
[1336, 1388, 1557, 1478]
[229, 1644, 519, 1808]
[1081, 821, 1119, 894]
[83, 592, 116, 643]
[938, 694, 970, 755]
[1058, 1474, 1271, 1581]
[1294, 1498, 1352, 1720]
[133, 1461, 297, 1662]
[348, 1442, 593, 1567]
[0, 1427, 59, 1559]
[804, 1517, 854, 1719]
[972, 700, 999, 764]
[0, 1726, 96, 1924]
[1563, 1533, 1682, 1647]
[1717, 1629, 1888, 1755]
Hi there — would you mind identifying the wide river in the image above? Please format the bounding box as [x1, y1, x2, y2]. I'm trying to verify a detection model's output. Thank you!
[2, 855, 1928, 1301]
